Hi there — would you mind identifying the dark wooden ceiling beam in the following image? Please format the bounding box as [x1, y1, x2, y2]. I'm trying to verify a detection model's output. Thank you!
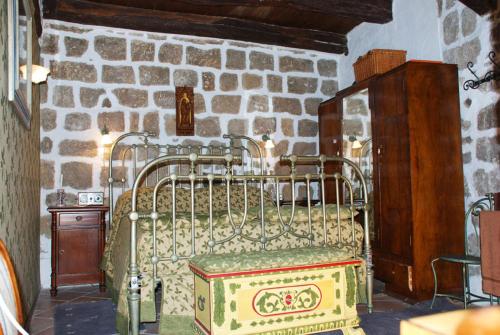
[44, 0, 348, 53]
[91, 0, 393, 24]
[458, 0, 497, 15]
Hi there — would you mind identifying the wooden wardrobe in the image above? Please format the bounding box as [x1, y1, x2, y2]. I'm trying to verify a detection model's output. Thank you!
[319, 61, 465, 301]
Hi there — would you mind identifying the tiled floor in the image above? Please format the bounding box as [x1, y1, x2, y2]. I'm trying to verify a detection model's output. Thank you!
[28, 282, 410, 335]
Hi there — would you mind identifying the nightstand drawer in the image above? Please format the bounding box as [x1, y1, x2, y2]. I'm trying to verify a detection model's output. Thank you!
[59, 212, 99, 226]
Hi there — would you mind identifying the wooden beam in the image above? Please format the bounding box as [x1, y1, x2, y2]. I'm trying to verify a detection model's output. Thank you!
[93, 0, 393, 24]
[43, 0, 348, 53]
[458, 0, 497, 15]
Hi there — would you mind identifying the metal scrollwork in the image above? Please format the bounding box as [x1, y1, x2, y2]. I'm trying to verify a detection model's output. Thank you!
[463, 51, 499, 90]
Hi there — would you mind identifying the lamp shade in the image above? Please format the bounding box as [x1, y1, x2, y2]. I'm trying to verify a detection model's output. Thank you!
[352, 140, 362, 149]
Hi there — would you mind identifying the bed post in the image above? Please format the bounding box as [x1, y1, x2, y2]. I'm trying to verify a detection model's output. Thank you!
[108, 131, 153, 230]
[323, 156, 374, 314]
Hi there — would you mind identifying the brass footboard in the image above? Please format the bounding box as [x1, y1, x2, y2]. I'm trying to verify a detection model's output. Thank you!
[107, 133, 373, 335]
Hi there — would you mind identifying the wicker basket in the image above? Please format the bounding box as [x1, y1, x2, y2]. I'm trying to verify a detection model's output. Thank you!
[353, 49, 407, 82]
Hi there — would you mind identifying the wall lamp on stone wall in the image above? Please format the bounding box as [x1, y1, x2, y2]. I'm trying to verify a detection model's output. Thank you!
[20, 64, 50, 84]
[100, 124, 113, 146]
[262, 133, 275, 149]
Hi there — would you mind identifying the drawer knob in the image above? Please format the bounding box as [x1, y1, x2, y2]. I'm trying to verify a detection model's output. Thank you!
[75, 216, 83, 221]
[59, 249, 65, 255]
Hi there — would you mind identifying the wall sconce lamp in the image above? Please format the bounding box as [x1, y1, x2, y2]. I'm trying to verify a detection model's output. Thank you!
[19, 64, 50, 84]
[349, 136, 372, 152]
[101, 124, 113, 146]
[262, 133, 275, 149]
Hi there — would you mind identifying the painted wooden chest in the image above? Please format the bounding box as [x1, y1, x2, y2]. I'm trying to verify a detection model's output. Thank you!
[189, 247, 365, 335]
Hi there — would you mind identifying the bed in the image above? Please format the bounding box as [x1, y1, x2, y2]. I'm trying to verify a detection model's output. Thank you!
[101, 132, 374, 335]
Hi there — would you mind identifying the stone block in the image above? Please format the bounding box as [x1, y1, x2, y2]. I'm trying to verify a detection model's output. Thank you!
[321, 80, 339, 96]
[102, 98, 111, 108]
[64, 36, 88, 57]
[41, 108, 57, 131]
[102, 65, 136, 84]
[130, 112, 140, 132]
[173, 69, 198, 87]
[279, 56, 314, 72]
[476, 135, 500, 163]
[94, 35, 126, 60]
[317, 59, 337, 77]
[267, 75, 283, 92]
[61, 162, 93, 189]
[281, 119, 294, 136]
[154, 91, 175, 109]
[292, 142, 316, 155]
[187, 47, 221, 69]
[100, 166, 128, 187]
[304, 98, 322, 116]
[41, 34, 59, 54]
[287, 76, 318, 94]
[48, 23, 91, 34]
[461, 8, 477, 37]
[272, 97, 302, 115]
[159, 43, 183, 64]
[53, 85, 74, 108]
[247, 95, 269, 113]
[342, 119, 363, 136]
[132, 40, 155, 61]
[242, 73, 263, 89]
[345, 98, 368, 115]
[41, 160, 55, 189]
[59, 140, 98, 157]
[446, 0, 456, 10]
[80, 87, 105, 108]
[212, 95, 241, 114]
[253, 117, 276, 135]
[220, 73, 238, 91]
[443, 37, 481, 69]
[226, 49, 246, 69]
[98, 111, 125, 132]
[194, 93, 206, 114]
[40, 83, 48, 104]
[271, 140, 289, 158]
[249, 51, 274, 71]
[140, 66, 169, 86]
[65, 113, 91, 131]
[228, 119, 248, 136]
[41, 137, 53, 154]
[477, 103, 498, 130]
[50, 60, 97, 83]
[196, 117, 221, 137]
[113, 88, 148, 108]
[164, 114, 176, 135]
[202, 72, 215, 91]
[443, 11, 459, 45]
[298, 119, 319, 137]
[143, 112, 159, 137]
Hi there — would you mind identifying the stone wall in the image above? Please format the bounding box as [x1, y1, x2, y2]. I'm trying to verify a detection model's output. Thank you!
[38, 20, 340, 288]
[437, 0, 500, 296]
[0, 0, 41, 312]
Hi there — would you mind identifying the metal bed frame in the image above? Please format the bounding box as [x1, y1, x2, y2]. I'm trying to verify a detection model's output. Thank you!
[106, 132, 374, 335]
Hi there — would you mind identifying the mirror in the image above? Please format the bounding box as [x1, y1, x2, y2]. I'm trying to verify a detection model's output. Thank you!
[341, 88, 375, 239]
[8, 0, 33, 128]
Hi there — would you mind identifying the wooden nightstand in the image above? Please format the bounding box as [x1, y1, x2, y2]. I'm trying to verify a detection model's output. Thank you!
[48, 205, 109, 296]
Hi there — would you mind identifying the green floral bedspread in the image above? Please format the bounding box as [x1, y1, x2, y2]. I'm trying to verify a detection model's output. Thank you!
[102, 186, 365, 334]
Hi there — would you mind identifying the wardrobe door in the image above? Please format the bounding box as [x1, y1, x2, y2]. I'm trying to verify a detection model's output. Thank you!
[372, 71, 413, 264]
